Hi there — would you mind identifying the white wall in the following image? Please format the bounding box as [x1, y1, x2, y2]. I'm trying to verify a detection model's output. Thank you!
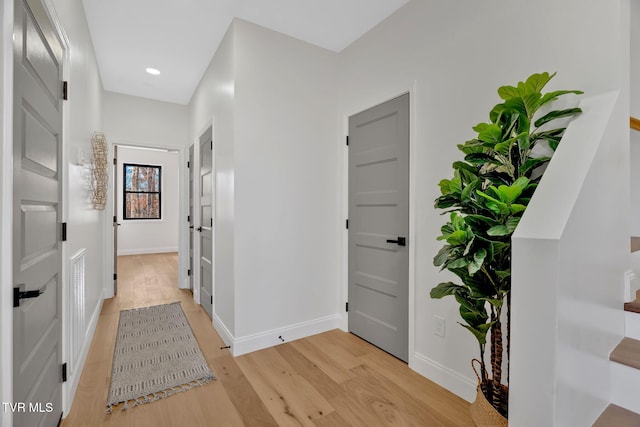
[188, 22, 236, 334]
[630, 2, 640, 236]
[115, 147, 179, 255]
[103, 91, 188, 147]
[337, 0, 630, 411]
[188, 19, 340, 351]
[233, 19, 339, 340]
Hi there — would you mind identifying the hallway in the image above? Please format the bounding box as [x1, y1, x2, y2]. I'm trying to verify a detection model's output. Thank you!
[62, 253, 473, 426]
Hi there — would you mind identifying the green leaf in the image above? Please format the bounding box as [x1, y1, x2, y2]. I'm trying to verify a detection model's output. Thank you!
[496, 184, 522, 204]
[447, 258, 470, 269]
[539, 90, 584, 107]
[495, 270, 511, 280]
[523, 92, 542, 118]
[479, 297, 504, 308]
[465, 214, 500, 228]
[497, 85, 520, 100]
[534, 107, 582, 128]
[523, 72, 554, 95]
[506, 217, 521, 233]
[433, 245, 452, 267]
[477, 124, 502, 144]
[487, 225, 510, 236]
[465, 152, 497, 165]
[494, 140, 511, 155]
[430, 281, 465, 299]
[472, 122, 491, 132]
[519, 157, 550, 175]
[468, 248, 487, 275]
[509, 204, 527, 214]
[460, 323, 492, 345]
[452, 161, 478, 175]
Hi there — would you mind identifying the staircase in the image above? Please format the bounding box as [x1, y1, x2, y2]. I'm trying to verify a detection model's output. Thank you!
[593, 235, 640, 425]
[593, 119, 640, 425]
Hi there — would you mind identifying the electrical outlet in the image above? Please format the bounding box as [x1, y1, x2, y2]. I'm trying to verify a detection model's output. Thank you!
[434, 315, 446, 337]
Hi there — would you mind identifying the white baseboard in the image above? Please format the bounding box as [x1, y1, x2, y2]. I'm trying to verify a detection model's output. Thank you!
[215, 314, 340, 357]
[213, 313, 234, 348]
[63, 291, 104, 416]
[117, 247, 178, 256]
[410, 352, 477, 403]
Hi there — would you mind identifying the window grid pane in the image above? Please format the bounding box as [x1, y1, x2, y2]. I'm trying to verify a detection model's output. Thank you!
[123, 163, 161, 220]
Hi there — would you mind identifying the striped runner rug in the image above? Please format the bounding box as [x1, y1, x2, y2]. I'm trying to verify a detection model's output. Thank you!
[106, 302, 215, 412]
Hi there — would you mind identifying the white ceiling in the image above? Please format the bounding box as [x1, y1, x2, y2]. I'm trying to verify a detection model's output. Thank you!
[81, 0, 409, 105]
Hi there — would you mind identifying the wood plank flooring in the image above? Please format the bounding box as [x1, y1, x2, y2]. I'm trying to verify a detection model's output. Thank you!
[62, 253, 473, 426]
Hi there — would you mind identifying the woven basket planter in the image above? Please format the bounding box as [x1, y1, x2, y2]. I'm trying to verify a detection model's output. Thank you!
[470, 384, 508, 427]
[470, 359, 508, 426]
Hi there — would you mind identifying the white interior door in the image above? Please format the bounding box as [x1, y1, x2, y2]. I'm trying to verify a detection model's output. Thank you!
[348, 93, 410, 362]
[199, 135, 213, 318]
[13, 0, 65, 424]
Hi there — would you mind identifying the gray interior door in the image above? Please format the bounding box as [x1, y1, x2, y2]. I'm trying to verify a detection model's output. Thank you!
[13, 0, 64, 425]
[188, 144, 194, 291]
[348, 93, 409, 362]
[199, 137, 213, 318]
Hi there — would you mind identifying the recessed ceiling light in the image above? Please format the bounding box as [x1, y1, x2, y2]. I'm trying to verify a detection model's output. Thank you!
[145, 67, 160, 75]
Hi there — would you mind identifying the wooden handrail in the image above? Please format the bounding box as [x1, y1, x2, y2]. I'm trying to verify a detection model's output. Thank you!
[631, 116, 640, 131]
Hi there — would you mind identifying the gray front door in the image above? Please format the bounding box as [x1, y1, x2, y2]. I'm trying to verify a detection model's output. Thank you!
[188, 144, 194, 291]
[13, 0, 64, 425]
[199, 137, 213, 318]
[348, 93, 409, 362]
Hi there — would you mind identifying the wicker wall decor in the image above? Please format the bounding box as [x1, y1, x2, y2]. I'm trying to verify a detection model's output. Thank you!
[90, 132, 109, 210]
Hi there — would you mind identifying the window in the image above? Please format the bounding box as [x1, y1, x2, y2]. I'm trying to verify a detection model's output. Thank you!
[123, 163, 161, 220]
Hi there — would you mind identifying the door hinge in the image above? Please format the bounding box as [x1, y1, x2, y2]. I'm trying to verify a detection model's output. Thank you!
[187, 269, 191, 276]
[210, 218, 213, 227]
[62, 81, 68, 101]
[61, 222, 67, 242]
[211, 295, 213, 304]
[187, 161, 190, 168]
[113, 273, 117, 281]
[346, 219, 349, 229]
[113, 215, 117, 223]
[346, 135, 349, 146]
[187, 215, 191, 222]
[210, 140, 213, 150]
[113, 157, 116, 165]
[345, 302, 349, 312]
[61, 363, 67, 382]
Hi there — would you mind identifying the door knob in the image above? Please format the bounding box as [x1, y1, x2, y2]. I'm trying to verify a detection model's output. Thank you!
[386, 237, 406, 246]
[197, 226, 203, 232]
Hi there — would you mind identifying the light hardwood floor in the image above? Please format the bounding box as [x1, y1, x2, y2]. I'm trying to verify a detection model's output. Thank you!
[62, 253, 474, 426]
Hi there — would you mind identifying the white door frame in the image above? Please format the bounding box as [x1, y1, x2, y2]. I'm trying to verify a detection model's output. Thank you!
[0, 0, 16, 424]
[340, 81, 418, 365]
[103, 138, 189, 298]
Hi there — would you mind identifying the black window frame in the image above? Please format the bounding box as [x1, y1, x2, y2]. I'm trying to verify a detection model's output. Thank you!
[123, 163, 162, 220]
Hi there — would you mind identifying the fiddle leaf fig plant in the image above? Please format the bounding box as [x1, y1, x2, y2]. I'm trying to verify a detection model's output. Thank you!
[430, 72, 582, 418]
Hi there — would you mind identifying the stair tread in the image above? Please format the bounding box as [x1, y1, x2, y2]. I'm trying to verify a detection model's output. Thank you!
[611, 338, 640, 370]
[624, 300, 640, 314]
[593, 404, 640, 426]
